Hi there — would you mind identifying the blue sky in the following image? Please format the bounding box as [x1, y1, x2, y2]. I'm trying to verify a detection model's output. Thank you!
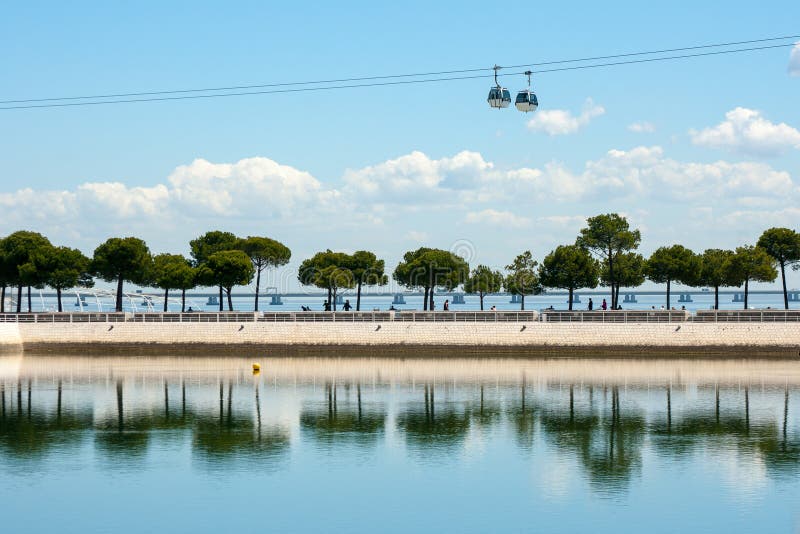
[1, 1, 799, 291]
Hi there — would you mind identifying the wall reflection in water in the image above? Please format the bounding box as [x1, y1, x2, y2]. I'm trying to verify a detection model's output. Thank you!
[1, 355, 799, 496]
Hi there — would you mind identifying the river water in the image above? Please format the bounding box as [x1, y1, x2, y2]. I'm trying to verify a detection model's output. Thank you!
[1, 355, 799, 533]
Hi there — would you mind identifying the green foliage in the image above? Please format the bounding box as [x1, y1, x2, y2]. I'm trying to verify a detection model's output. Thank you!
[239, 236, 291, 311]
[349, 250, 387, 288]
[91, 237, 152, 285]
[539, 245, 599, 309]
[189, 231, 240, 266]
[298, 250, 356, 292]
[394, 248, 469, 310]
[348, 250, 388, 311]
[601, 252, 645, 288]
[700, 249, 737, 288]
[32, 246, 91, 291]
[90, 237, 152, 312]
[576, 214, 641, 307]
[152, 254, 196, 291]
[757, 228, 800, 267]
[200, 250, 254, 290]
[464, 265, 504, 310]
[393, 248, 469, 291]
[727, 246, 778, 286]
[757, 227, 800, 309]
[645, 245, 701, 286]
[0, 231, 52, 286]
[504, 251, 541, 308]
[576, 214, 641, 258]
[240, 236, 291, 271]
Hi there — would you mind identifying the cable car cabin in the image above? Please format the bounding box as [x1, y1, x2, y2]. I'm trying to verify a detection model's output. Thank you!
[487, 87, 511, 108]
[515, 90, 538, 112]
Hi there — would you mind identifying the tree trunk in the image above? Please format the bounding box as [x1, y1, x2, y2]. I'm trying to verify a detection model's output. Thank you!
[479, 293, 484, 311]
[226, 288, 233, 311]
[164, 288, 169, 312]
[16, 286, 21, 313]
[568, 287, 574, 311]
[27, 286, 31, 312]
[326, 287, 332, 311]
[608, 248, 615, 308]
[181, 289, 186, 312]
[57, 288, 63, 312]
[218, 286, 223, 311]
[254, 267, 262, 312]
[714, 285, 719, 310]
[423, 286, 429, 311]
[356, 281, 362, 311]
[428, 269, 434, 311]
[666, 279, 671, 309]
[744, 278, 749, 310]
[1, 285, 5, 313]
[520, 293, 525, 311]
[332, 287, 338, 311]
[781, 261, 788, 310]
[116, 276, 124, 312]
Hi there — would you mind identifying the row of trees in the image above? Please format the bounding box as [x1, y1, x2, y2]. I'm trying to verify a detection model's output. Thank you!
[1, 215, 798, 313]
[0, 230, 291, 313]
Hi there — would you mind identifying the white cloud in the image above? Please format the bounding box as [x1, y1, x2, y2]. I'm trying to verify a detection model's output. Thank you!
[628, 121, 656, 133]
[527, 98, 605, 135]
[167, 157, 337, 215]
[789, 42, 800, 77]
[464, 209, 531, 228]
[78, 182, 170, 217]
[690, 107, 800, 157]
[343, 150, 493, 201]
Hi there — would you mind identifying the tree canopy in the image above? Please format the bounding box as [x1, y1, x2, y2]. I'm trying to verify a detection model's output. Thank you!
[298, 250, 355, 311]
[504, 251, 540, 310]
[576, 214, 641, 309]
[394, 248, 469, 310]
[757, 228, 800, 310]
[348, 250, 387, 311]
[464, 265, 504, 310]
[726, 245, 778, 309]
[197, 250, 254, 311]
[240, 236, 291, 311]
[91, 237, 152, 312]
[23, 246, 92, 312]
[645, 245, 700, 309]
[699, 249, 737, 310]
[539, 245, 599, 310]
[152, 254, 196, 312]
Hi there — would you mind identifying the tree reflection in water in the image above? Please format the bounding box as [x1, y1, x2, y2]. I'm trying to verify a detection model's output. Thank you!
[2, 357, 800, 493]
[300, 382, 386, 448]
[396, 383, 471, 457]
[539, 385, 645, 495]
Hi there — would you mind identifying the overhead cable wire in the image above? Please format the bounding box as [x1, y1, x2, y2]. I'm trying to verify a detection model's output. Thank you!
[0, 41, 796, 110]
[1, 33, 797, 105]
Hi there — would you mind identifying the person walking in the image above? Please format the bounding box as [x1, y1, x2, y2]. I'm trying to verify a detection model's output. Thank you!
[343, 299, 352, 311]
[588, 298, 594, 311]
[601, 298, 607, 311]
[443, 299, 450, 311]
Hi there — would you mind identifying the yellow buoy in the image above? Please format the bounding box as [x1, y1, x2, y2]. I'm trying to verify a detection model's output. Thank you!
[252, 362, 261, 373]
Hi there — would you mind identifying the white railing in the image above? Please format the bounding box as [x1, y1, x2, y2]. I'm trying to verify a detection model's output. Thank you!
[1, 309, 799, 323]
[541, 310, 690, 323]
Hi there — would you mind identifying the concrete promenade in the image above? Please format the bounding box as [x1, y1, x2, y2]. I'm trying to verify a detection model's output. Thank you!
[0, 310, 798, 357]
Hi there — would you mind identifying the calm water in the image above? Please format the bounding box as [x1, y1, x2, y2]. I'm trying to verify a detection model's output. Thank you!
[2, 355, 800, 533]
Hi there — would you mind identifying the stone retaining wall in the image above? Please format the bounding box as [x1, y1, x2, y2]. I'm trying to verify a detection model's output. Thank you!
[3, 321, 799, 356]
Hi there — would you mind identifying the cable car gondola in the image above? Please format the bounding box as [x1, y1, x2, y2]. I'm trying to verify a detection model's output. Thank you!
[487, 65, 511, 109]
[515, 71, 538, 113]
